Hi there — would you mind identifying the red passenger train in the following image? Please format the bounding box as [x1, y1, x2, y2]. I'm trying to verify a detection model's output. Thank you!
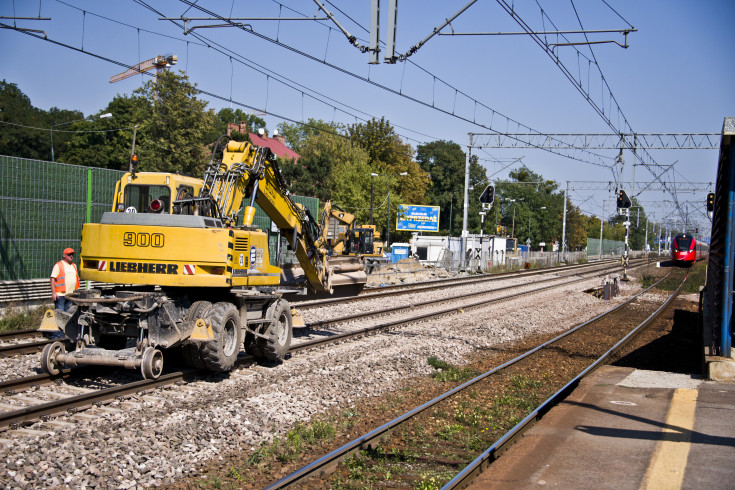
[671, 233, 699, 265]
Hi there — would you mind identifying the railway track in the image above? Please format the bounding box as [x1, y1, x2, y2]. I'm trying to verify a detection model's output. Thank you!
[294, 258, 626, 309]
[265, 268, 688, 488]
[0, 329, 53, 357]
[0, 258, 640, 432]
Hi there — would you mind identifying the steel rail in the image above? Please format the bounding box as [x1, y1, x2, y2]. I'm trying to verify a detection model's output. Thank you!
[296, 258, 631, 310]
[0, 329, 43, 341]
[0, 368, 202, 430]
[443, 270, 688, 489]
[0, 338, 53, 356]
[265, 270, 679, 489]
[303, 260, 634, 329]
[0, 260, 646, 431]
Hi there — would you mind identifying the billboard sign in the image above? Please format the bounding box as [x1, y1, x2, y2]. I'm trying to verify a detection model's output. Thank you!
[396, 205, 440, 232]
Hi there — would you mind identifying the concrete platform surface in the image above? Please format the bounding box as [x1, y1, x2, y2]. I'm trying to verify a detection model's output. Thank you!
[467, 365, 735, 489]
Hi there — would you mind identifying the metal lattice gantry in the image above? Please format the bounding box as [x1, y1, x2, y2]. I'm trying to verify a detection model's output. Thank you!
[565, 180, 713, 193]
[470, 132, 719, 150]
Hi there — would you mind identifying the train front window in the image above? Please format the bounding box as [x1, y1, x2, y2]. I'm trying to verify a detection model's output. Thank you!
[123, 185, 171, 213]
[675, 236, 693, 250]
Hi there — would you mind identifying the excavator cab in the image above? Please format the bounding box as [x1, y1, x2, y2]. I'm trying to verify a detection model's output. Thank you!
[346, 228, 375, 255]
[113, 173, 202, 214]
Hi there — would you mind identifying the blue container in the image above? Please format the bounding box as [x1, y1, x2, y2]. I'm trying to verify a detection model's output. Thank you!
[391, 243, 411, 262]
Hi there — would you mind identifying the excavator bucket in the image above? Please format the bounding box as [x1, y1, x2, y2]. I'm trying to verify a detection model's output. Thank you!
[280, 256, 367, 297]
[327, 256, 368, 289]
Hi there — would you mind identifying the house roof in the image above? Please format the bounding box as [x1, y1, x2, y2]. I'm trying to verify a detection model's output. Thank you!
[249, 132, 300, 162]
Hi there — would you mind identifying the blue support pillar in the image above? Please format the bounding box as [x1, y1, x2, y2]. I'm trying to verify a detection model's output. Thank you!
[722, 142, 735, 357]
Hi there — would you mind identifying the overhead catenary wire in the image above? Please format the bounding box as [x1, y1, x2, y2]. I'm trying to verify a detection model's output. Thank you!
[170, 0, 617, 168]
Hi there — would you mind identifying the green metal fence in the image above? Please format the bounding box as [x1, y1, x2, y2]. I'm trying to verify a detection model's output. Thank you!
[586, 238, 626, 258]
[0, 155, 319, 281]
[0, 156, 123, 280]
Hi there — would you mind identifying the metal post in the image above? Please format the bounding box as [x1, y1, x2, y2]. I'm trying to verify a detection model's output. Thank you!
[370, 173, 375, 225]
[561, 182, 568, 261]
[511, 205, 516, 238]
[386, 175, 392, 248]
[645, 218, 649, 254]
[599, 200, 605, 260]
[461, 133, 472, 268]
[129, 125, 138, 172]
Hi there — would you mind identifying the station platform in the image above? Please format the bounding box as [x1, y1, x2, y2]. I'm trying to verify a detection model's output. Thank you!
[467, 365, 735, 489]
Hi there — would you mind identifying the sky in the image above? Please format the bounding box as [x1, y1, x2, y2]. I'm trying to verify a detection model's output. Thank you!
[1, 0, 734, 238]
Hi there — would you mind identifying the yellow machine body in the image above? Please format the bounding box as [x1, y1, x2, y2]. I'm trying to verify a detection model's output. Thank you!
[80, 224, 281, 288]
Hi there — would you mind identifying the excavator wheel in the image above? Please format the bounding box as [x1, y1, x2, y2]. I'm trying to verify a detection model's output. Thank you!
[181, 301, 212, 369]
[258, 299, 292, 361]
[200, 302, 242, 372]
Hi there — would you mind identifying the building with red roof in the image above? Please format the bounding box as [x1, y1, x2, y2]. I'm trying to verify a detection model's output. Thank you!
[226, 123, 300, 163]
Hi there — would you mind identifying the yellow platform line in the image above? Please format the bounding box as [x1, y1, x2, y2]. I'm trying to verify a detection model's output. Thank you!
[642, 388, 698, 490]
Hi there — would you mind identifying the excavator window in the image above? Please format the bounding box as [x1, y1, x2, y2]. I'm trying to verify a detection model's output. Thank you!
[123, 185, 172, 214]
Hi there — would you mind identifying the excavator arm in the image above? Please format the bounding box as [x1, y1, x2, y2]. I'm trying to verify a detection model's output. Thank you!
[191, 138, 332, 293]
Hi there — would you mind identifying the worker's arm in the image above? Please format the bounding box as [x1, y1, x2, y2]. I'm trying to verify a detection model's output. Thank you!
[50, 277, 58, 301]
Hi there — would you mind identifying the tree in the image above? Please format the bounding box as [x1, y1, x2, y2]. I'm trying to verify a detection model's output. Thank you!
[494, 168, 562, 248]
[60, 94, 149, 170]
[133, 70, 216, 176]
[213, 108, 265, 140]
[348, 118, 428, 204]
[0, 80, 81, 161]
[416, 140, 488, 235]
[277, 120, 346, 200]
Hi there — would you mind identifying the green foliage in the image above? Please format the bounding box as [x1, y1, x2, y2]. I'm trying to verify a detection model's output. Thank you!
[0, 80, 82, 161]
[0, 306, 46, 332]
[61, 94, 149, 170]
[416, 140, 489, 235]
[214, 108, 265, 139]
[133, 70, 216, 176]
[427, 356, 479, 382]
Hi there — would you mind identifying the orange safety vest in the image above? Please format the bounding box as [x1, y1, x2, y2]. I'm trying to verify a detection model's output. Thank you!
[53, 260, 80, 294]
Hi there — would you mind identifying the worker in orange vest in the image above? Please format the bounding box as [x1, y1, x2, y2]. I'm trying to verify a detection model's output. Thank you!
[50, 247, 80, 312]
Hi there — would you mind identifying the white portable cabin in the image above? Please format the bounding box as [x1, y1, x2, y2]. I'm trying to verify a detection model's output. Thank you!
[409, 234, 507, 267]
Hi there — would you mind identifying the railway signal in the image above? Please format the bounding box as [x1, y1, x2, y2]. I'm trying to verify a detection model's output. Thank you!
[706, 192, 715, 212]
[616, 189, 632, 209]
[479, 185, 494, 210]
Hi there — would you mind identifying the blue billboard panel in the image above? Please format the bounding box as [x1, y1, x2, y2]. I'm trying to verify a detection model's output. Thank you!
[396, 205, 440, 232]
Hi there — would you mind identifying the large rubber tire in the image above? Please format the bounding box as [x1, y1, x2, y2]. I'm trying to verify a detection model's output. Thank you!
[258, 299, 292, 361]
[200, 302, 242, 372]
[181, 301, 212, 369]
[41, 341, 65, 375]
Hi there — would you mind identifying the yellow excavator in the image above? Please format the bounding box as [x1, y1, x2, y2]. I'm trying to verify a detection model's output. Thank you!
[316, 201, 387, 273]
[39, 138, 367, 378]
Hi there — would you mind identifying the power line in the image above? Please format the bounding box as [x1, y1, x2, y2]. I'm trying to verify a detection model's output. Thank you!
[171, 0, 617, 168]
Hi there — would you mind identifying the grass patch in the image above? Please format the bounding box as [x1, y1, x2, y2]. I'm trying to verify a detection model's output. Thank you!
[0, 306, 46, 332]
[655, 261, 707, 293]
[640, 273, 656, 289]
[427, 357, 480, 383]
